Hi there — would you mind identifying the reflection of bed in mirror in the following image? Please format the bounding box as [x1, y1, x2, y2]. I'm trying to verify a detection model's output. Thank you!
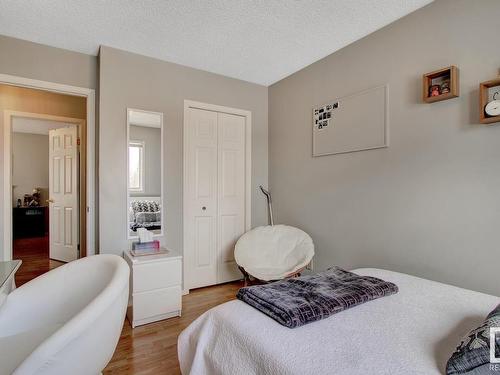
[127, 108, 164, 239]
[129, 196, 162, 234]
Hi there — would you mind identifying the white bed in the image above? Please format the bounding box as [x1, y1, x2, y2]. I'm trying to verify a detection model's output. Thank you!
[178, 268, 499, 375]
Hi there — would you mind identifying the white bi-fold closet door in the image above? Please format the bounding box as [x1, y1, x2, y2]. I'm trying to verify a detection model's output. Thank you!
[184, 105, 249, 291]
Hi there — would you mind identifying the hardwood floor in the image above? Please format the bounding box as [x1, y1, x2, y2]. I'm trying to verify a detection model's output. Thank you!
[13, 236, 64, 286]
[13, 238, 242, 374]
[104, 281, 243, 375]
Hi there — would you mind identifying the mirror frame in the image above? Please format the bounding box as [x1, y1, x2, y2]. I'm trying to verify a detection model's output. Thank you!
[126, 108, 164, 240]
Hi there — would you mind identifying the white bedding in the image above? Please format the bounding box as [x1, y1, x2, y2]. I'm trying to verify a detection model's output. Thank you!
[178, 268, 499, 375]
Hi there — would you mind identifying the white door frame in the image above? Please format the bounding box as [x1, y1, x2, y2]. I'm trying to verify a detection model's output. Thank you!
[183, 100, 252, 293]
[1, 73, 96, 261]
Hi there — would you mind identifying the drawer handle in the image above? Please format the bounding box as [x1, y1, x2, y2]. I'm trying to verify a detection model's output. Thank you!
[202, 206, 206, 211]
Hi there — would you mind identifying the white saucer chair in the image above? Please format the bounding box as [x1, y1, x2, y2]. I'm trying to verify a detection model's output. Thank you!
[235, 224, 315, 283]
[0, 254, 129, 375]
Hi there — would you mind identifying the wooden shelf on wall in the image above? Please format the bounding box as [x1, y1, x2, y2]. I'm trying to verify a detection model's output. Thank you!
[479, 77, 500, 124]
[422, 66, 459, 103]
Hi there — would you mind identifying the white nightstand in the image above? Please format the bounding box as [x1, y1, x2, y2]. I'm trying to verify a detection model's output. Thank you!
[123, 250, 182, 328]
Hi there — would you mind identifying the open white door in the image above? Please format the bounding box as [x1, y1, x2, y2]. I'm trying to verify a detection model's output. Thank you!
[49, 126, 78, 262]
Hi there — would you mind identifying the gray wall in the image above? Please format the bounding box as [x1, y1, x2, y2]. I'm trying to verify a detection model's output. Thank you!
[12, 133, 49, 205]
[99, 46, 268, 255]
[129, 125, 161, 197]
[0, 35, 96, 259]
[0, 35, 97, 90]
[269, 0, 500, 295]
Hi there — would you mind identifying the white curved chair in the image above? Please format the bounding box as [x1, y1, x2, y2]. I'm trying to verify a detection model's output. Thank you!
[235, 225, 314, 282]
[0, 254, 129, 375]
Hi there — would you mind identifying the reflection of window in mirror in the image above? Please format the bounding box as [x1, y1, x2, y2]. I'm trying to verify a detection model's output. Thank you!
[129, 141, 144, 192]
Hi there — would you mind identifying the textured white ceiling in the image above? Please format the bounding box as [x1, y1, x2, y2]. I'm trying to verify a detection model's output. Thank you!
[0, 0, 432, 86]
[129, 110, 162, 128]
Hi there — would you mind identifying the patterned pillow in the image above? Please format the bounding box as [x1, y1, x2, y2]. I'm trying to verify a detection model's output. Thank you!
[447, 304, 500, 374]
[131, 200, 160, 214]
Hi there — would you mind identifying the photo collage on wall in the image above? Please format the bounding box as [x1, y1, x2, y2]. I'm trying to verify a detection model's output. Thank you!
[313, 102, 339, 131]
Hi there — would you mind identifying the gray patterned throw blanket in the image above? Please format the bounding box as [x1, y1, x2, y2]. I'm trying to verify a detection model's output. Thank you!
[237, 267, 398, 328]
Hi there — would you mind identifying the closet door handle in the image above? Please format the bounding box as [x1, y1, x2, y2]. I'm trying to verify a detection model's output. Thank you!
[202, 206, 206, 211]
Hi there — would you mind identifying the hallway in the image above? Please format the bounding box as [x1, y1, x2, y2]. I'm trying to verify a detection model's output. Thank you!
[13, 236, 64, 286]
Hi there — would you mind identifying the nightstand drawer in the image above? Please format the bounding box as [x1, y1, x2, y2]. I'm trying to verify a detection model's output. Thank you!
[133, 259, 181, 293]
[133, 286, 181, 321]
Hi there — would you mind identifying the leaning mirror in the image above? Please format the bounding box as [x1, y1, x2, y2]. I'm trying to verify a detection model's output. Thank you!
[127, 109, 163, 239]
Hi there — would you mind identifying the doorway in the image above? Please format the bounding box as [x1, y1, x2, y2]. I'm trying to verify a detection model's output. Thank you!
[1, 81, 91, 285]
[10, 115, 85, 284]
[11, 117, 83, 284]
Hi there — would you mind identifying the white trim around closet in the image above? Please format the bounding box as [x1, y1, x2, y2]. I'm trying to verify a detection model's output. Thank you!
[182, 100, 252, 294]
